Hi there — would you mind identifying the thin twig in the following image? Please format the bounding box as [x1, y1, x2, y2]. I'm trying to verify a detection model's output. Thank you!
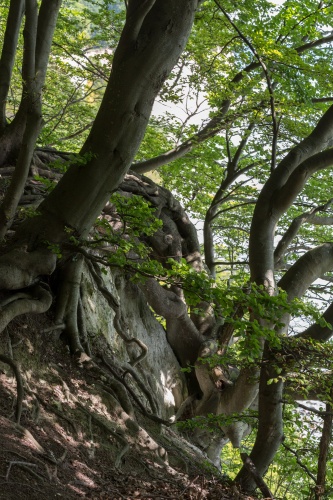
[282, 442, 316, 482]
[213, 0, 279, 171]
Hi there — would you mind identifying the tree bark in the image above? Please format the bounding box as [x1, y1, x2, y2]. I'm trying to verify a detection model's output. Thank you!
[0, 0, 62, 240]
[315, 402, 333, 500]
[0, 0, 25, 132]
[35, 0, 201, 241]
[235, 346, 284, 493]
[249, 104, 333, 290]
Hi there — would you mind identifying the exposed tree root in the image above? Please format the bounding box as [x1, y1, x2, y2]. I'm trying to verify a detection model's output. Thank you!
[29, 390, 78, 435]
[85, 258, 148, 366]
[0, 248, 56, 290]
[240, 452, 274, 499]
[6, 461, 45, 482]
[77, 402, 130, 469]
[52, 357, 171, 468]
[0, 354, 24, 424]
[7, 417, 60, 465]
[78, 295, 92, 355]
[100, 354, 166, 424]
[43, 363, 132, 467]
[114, 308, 148, 367]
[55, 254, 85, 354]
[40, 323, 65, 334]
[121, 363, 158, 415]
[84, 361, 136, 419]
[80, 258, 164, 419]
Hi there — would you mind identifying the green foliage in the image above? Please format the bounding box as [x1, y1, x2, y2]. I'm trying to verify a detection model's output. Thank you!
[265, 402, 333, 499]
[0, 0, 125, 150]
[86, 193, 164, 269]
[176, 410, 258, 433]
[2, 0, 333, 492]
[46, 242, 63, 259]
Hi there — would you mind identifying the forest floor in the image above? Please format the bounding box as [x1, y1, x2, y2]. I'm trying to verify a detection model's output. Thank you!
[0, 315, 260, 500]
[0, 415, 253, 500]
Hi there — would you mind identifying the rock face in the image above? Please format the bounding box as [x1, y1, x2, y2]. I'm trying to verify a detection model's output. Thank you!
[81, 267, 188, 420]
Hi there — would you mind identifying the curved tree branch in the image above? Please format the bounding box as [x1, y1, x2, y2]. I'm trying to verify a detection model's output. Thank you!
[296, 302, 333, 342]
[274, 199, 333, 267]
[0, 284, 52, 334]
[36, 0, 200, 240]
[132, 30, 333, 175]
[213, 0, 278, 172]
[131, 60, 258, 174]
[204, 123, 256, 277]
[249, 105, 333, 290]
[278, 243, 333, 300]
[273, 149, 333, 216]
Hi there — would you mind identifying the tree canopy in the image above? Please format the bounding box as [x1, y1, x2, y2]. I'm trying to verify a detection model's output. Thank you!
[1, 0, 333, 498]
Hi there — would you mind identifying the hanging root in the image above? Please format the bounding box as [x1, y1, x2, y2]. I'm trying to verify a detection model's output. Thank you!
[0, 354, 24, 424]
[82, 357, 136, 418]
[84, 257, 119, 309]
[100, 355, 166, 424]
[83, 258, 163, 417]
[85, 258, 148, 365]
[55, 253, 85, 354]
[78, 295, 92, 356]
[54, 254, 159, 421]
[113, 309, 148, 366]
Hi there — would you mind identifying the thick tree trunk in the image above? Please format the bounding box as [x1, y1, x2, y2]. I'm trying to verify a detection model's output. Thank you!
[0, 0, 25, 132]
[34, 0, 201, 241]
[235, 346, 284, 493]
[315, 403, 332, 500]
[235, 105, 333, 491]
[0, 0, 62, 164]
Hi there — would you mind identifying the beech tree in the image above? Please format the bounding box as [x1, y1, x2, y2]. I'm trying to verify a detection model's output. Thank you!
[1, 0, 333, 497]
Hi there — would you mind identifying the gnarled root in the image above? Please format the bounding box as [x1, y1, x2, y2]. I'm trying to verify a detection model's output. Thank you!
[0, 284, 53, 333]
[54, 253, 85, 354]
[0, 354, 24, 424]
[0, 247, 56, 290]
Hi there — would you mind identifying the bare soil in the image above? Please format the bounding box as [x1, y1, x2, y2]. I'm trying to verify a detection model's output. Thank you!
[0, 316, 259, 500]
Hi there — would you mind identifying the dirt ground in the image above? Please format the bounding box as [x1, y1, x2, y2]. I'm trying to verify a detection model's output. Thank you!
[0, 391, 254, 500]
[0, 317, 259, 500]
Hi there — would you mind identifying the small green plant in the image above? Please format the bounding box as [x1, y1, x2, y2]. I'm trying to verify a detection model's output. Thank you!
[46, 242, 62, 259]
